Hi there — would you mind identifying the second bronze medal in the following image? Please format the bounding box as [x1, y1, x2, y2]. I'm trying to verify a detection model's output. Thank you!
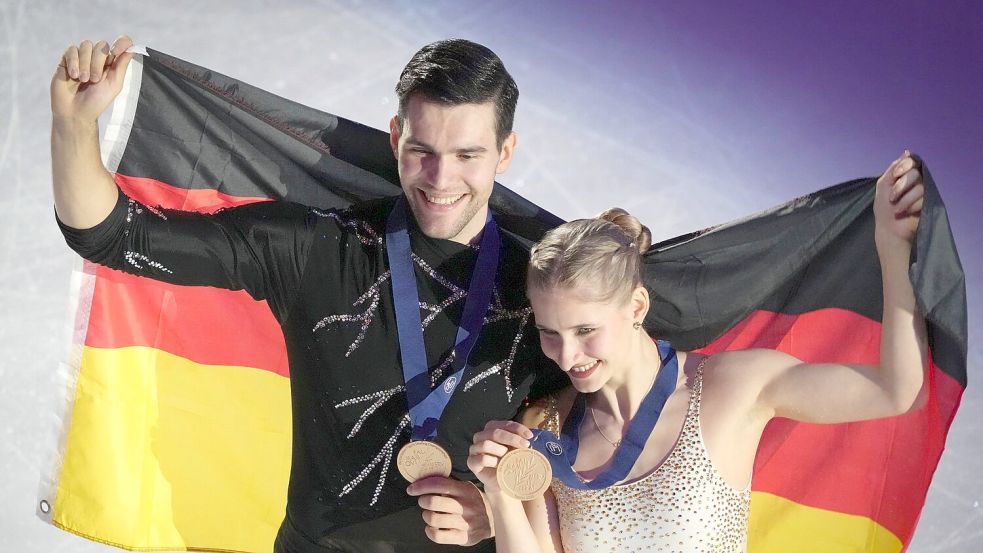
[397, 440, 452, 483]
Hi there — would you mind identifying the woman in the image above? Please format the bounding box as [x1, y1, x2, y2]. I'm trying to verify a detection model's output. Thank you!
[467, 152, 927, 552]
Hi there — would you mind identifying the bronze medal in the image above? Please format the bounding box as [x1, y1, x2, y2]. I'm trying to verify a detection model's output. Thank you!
[497, 448, 553, 501]
[397, 441, 453, 483]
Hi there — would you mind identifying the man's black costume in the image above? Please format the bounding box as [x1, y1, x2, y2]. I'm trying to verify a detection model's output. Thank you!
[60, 189, 562, 551]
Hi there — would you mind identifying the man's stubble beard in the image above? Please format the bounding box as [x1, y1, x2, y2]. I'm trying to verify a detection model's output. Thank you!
[410, 196, 483, 242]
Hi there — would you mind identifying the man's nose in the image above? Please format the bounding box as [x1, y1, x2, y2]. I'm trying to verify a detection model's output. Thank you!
[424, 155, 455, 190]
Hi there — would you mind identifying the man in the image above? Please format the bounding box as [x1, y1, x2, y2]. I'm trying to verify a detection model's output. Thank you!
[52, 36, 561, 553]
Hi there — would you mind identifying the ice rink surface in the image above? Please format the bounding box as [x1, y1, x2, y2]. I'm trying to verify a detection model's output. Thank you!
[2, 0, 980, 551]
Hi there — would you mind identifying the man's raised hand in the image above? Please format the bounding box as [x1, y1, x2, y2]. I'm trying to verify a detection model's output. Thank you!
[51, 35, 134, 121]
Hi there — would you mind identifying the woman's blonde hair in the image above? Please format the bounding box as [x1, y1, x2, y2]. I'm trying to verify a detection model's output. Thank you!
[527, 208, 652, 303]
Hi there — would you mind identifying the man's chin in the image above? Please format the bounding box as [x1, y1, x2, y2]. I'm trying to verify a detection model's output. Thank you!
[413, 216, 464, 241]
[408, 204, 476, 241]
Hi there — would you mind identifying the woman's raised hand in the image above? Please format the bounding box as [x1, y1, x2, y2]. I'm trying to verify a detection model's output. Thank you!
[467, 420, 535, 496]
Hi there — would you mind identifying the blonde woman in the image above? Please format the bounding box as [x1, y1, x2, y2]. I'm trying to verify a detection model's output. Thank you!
[467, 152, 927, 552]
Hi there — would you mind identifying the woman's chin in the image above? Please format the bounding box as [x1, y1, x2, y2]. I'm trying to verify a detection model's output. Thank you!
[567, 370, 605, 394]
[570, 381, 600, 394]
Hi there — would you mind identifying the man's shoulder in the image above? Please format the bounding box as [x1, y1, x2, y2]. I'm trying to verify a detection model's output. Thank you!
[342, 196, 398, 225]
[494, 228, 536, 297]
[298, 196, 396, 239]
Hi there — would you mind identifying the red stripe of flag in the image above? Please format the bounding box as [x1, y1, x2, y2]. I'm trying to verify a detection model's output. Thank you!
[85, 264, 289, 377]
[81, 173, 289, 376]
[114, 173, 271, 212]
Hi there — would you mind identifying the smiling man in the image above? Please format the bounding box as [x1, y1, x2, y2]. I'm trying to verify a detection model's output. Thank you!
[52, 37, 561, 553]
[393, 95, 516, 243]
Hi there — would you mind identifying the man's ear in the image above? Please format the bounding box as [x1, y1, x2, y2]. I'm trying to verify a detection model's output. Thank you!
[389, 115, 400, 158]
[496, 131, 518, 174]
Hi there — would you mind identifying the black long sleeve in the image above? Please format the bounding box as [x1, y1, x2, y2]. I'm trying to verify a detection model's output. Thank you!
[57, 189, 321, 322]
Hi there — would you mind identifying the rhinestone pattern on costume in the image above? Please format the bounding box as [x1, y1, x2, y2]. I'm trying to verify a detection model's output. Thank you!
[549, 359, 750, 552]
[312, 270, 391, 357]
[462, 290, 533, 400]
[337, 414, 411, 506]
[124, 251, 174, 274]
[413, 254, 467, 327]
[144, 204, 168, 220]
[334, 384, 406, 439]
[430, 350, 456, 388]
[321, 217, 539, 508]
[316, 209, 383, 246]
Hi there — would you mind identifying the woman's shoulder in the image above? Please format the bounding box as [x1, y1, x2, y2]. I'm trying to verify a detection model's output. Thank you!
[685, 347, 804, 412]
[520, 386, 577, 430]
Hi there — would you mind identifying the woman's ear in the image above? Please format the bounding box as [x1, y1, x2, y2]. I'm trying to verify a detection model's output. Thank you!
[629, 285, 650, 324]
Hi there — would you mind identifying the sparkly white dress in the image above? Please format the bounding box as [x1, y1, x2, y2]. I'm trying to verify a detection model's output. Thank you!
[547, 360, 751, 553]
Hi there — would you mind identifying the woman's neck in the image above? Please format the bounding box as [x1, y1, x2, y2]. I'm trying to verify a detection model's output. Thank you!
[589, 334, 665, 424]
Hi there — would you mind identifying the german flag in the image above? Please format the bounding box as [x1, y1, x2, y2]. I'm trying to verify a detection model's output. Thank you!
[40, 49, 965, 552]
[644, 173, 965, 551]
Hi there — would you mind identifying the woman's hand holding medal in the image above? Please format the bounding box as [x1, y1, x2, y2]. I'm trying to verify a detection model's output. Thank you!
[468, 420, 553, 501]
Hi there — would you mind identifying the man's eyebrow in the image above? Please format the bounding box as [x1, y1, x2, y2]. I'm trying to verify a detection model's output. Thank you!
[404, 138, 433, 149]
[404, 139, 488, 154]
[455, 146, 488, 154]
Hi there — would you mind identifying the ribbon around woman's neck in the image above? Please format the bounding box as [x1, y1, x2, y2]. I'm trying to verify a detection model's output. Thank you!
[530, 340, 679, 489]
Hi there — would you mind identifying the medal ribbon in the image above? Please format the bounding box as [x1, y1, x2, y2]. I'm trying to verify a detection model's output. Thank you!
[529, 340, 678, 489]
[386, 198, 501, 442]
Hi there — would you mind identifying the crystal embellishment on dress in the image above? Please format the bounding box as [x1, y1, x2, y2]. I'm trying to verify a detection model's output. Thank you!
[549, 360, 751, 552]
[125, 198, 137, 224]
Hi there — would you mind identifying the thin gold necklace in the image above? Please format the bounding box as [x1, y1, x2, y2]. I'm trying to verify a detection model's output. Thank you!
[588, 405, 622, 448]
[589, 345, 666, 449]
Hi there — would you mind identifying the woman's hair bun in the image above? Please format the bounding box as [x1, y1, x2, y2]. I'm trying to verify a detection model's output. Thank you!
[596, 207, 652, 253]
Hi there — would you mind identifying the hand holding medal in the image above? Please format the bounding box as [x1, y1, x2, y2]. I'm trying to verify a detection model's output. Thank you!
[468, 420, 554, 500]
[469, 341, 679, 501]
[386, 198, 504, 545]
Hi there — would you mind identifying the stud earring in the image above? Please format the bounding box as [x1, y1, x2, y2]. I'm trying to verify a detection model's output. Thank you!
[633, 321, 642, 330]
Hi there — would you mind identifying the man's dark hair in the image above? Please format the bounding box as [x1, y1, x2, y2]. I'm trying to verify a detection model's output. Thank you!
[395, 39, 519, 147]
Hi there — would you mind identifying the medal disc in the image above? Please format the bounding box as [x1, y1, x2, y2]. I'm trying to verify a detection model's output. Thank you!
[497, 448, 553, 500]
[397, 441, 453, 483]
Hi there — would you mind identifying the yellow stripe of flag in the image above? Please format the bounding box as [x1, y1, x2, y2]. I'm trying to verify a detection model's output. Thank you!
[53, 346, 291, 552]
[749, 491, 903, 552]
